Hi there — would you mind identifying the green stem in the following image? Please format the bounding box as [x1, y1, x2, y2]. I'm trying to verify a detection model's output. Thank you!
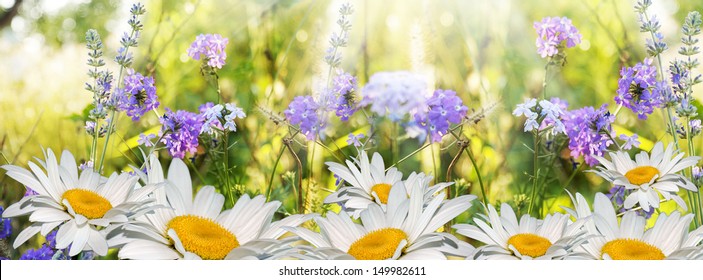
[528, 131, 540, 216]
[465, 145, 487, 208]
[223, 132, 234, 207]
[685, 120, 701, 228]
[266, 145, 287, 202]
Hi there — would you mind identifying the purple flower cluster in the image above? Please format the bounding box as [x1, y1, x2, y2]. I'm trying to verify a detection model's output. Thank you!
[285, 96, 322, 140]
[115, 69, 159, 121]
[331, 71, 358, 121]
[533, 16, 582, 58]
[20, 245, 54, 260]
[188, 34, 229, 69]
[606, 186, 654, 219]
[0, 206, 11, 239]
[414, 89, 468, 143]
[562, 104, 615, 166]
[360, 71, 428, 122]
[614, 58, 663, 120]
[159, 108, 204, 159]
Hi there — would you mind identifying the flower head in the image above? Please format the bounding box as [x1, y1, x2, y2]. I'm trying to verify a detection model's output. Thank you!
[159, 108, 204, 159]
[414, 89, 468, 143]
[331, 71, 358, 121]
[1, 149, 156, 257]
[284, 96, 323, 140]
[188, 34, 229, 69]
[533, 16, 582, 58]
[562, 104, 615, 166]
[455, 203, 588, 260]
[288, 181, 475, 260]
[115, 69, 159, 121]
[346, 133, 365, 147]
[615, 58, 663, 120]
[590, 142, 700, 211]
[360, 71, 429, 122]
[117, 156, 312, 260]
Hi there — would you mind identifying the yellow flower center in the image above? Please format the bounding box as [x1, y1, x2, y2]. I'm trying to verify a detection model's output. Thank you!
[347, 228, 407, 260]
[507, 233, 552, 258]
[167, 215, 239, 260]
[370, 183, 392, 204]
[601, 238, 665, 260]
[61, 189, 113, 219]
[624, 166, 659, 185]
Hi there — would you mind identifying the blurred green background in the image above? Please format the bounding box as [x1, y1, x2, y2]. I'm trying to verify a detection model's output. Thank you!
[1, 0, 702, 257]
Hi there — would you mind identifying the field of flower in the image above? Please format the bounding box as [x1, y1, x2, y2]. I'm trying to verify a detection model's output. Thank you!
[0, 0, 702, 261]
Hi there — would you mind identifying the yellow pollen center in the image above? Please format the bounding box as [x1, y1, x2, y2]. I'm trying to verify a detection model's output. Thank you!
[601, 238, 665, 260]
[61, 189, 112, 219]
[507, 233, 552, 258]
[347, 228, 407, 260]
[167, 215, 239, 260]
[624, 166, 659, 185]
[370, 183, 392, 204]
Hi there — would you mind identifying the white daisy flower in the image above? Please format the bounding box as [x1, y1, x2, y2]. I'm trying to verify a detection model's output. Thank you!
[453, 203, 588, 260]
[325, 151, 451, 218]
[1, 149, 155, 256]
[565, 192, 703, 260]
[590, 142, 700, 211]
[287, 180, 475, 260]
[116, 155, 312, 260]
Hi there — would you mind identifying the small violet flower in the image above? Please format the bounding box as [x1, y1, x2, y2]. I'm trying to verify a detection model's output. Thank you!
[533, 16, 582, 58]
[346, 133, 365, 147]
[619, 134, 641, 150]
[188, 34, 229, 69]
[138, 133, 156, 147]
[285, 96, 322, 140]
[414, 89, 468, 143]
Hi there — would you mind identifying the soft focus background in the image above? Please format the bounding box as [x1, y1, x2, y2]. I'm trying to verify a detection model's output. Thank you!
[1, 0, 702, 257]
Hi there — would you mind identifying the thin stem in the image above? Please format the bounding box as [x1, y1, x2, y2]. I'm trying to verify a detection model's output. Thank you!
[528, 131, 540, 216]
[266, 145, 287, 202]
[685, 119, 701, 228]
[386, 143, 432, 171]
[223, 132, 234, 207]
[464, 146, 487, 208]
[283, 139, 303, 214]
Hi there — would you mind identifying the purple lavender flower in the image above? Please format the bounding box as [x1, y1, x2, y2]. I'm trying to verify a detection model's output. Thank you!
[138, 133, 156, 147]
[533, 16, 582, 58]
[188, 34, 229, 69]
[331, 71, 358, 121]
[346, 133, 365, 147]
[360, 71, 429, 122]
[115, 69, 159, 121]
[0, 206, 11, 239]
[20, 245, 54, 260]
[414, 89, 468, 142]
[562, 104, 615, 166]
[284, 96, 322, 140]
[614, 58, 663, 120]
[159, 108, 204, 159]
